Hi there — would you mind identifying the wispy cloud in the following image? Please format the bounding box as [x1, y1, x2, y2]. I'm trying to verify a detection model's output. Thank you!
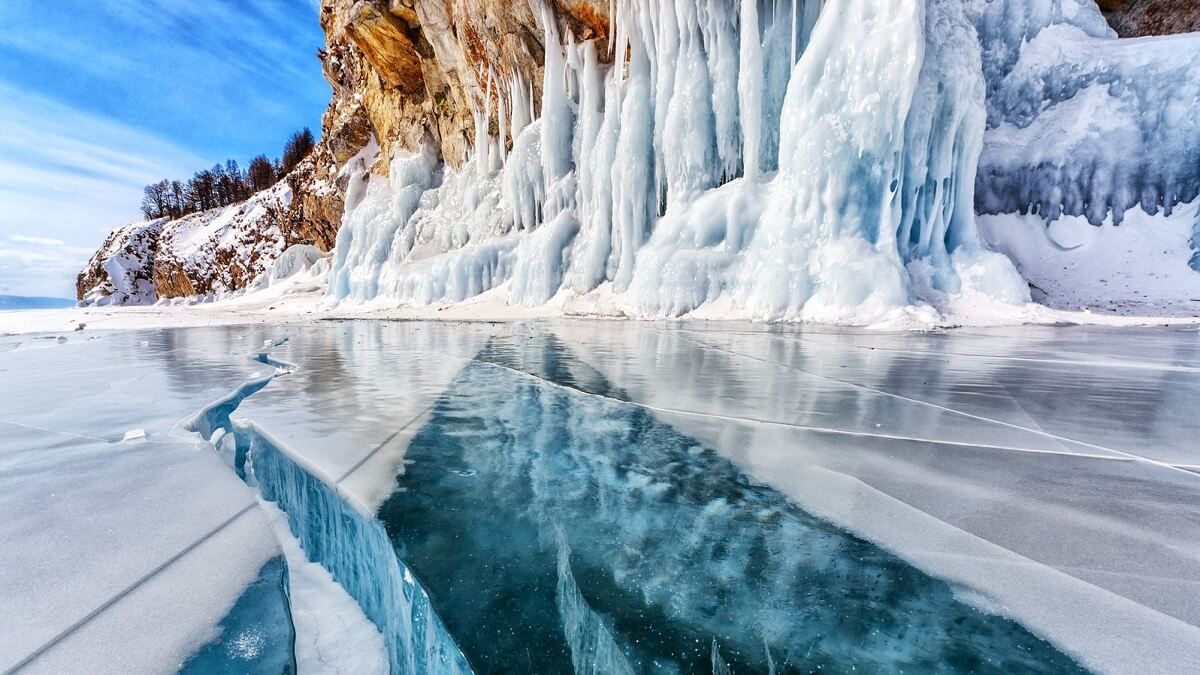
[0, 1, 328, 297]
[10, 234, 66, 246]
[0, 1, 329, 158]
[0, 83, 204, 297]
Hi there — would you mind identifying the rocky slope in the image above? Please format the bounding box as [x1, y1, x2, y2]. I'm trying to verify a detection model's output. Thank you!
[1098, 0, 1200, 37]
[76, 146, 350, 303]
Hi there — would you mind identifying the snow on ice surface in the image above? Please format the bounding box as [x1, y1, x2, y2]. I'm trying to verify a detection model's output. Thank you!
[979, 199, 1200, 314]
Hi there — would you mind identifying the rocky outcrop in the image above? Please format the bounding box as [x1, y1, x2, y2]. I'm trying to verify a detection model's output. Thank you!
[318, 0, 610, 170]
[77, 148, 347, 303]
[1099, 0, 1200, 37]
[75, 218, 166, 305]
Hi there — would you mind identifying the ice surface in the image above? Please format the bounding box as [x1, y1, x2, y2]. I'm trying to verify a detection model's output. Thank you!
[9, 320, 1200, 673]
[0, 331, 289, 674]
[379, 334, 1088, 673]
[231, 321, 494, 513]
[551, 320, 1200, 673]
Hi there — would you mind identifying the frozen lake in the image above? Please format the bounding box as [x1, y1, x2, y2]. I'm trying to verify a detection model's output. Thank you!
[3, 320, 1200, 674]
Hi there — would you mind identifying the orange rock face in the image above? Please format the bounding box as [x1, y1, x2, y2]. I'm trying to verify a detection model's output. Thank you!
[1100, 0, 1200, 37]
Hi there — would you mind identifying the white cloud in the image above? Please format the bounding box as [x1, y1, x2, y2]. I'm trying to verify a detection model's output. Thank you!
[0, 83, 204, 297]
[10, 234, 66, 246]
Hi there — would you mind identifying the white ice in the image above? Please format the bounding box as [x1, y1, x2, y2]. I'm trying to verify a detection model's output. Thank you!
[0, 333, 281, 674]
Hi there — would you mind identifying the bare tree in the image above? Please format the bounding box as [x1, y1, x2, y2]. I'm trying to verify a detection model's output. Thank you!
[280, 127, 316, 177]
[247, 155, 275, 193]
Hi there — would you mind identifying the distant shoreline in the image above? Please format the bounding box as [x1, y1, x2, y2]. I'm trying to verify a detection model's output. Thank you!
[0, 295, 76, 311]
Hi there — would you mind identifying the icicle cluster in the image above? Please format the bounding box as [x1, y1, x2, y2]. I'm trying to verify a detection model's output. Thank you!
[327, 0, 1031, 323]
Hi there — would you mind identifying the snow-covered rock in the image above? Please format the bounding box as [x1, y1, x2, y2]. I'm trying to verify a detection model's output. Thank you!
[77, 146, 352, 305]
[76, 217, 167, 305]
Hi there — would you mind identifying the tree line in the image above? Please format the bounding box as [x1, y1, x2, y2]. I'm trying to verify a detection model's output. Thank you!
[140, 128, 316, 220]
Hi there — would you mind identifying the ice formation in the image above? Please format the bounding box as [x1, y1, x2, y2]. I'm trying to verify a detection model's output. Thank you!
[185, 338, 474, 675]
[969, 0, 1200, 225]
[318, 0, 1200, 321]
[326, 0, 1052, 323]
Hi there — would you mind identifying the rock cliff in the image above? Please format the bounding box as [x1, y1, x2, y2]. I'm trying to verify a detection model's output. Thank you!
[1098, 0, 1200, 37]
[77, 0, 1199, 303]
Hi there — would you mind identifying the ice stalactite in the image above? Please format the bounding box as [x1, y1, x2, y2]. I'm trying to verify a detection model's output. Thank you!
[327, 0, 1031, 324]
[738, 0, 763, 182]
[639, 0, 1027, 321]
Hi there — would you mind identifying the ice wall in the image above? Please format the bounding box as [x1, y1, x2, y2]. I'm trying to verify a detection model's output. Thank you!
[331, 0, 1200, 322]
[186, 364, 475, 675]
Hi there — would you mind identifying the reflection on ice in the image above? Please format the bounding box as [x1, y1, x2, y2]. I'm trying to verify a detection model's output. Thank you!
[379, 334, 1086, 673]
[6, 320, 1200, 674]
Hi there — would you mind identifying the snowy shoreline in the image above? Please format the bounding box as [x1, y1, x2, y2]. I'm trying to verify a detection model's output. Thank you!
[3, 288, 1198, 336]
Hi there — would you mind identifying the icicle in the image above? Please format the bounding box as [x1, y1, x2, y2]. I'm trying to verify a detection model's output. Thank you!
[739, 0, 764, 181]
[610, 7, 656, 292]
[790, 0, 798, 66]
[509, 71, 531, 142]
[536, 0, 576, 212]
[497, 70, 509, 162]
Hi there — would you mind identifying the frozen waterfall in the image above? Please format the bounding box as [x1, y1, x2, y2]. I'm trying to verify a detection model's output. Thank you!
[324, 0, 1197, 322]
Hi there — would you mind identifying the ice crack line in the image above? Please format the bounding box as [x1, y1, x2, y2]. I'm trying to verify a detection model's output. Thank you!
[670, 330, 1200, 481]
[335, 406, 435, 484]
[470, 359, 1150, 466]
[4, 505, 258, 675]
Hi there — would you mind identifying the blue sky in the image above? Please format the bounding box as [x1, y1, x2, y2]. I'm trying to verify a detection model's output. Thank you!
[0, 0, 330, 298]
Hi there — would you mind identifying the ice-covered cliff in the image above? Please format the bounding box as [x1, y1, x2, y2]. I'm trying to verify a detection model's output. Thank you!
[79, 0, 1200, 320]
